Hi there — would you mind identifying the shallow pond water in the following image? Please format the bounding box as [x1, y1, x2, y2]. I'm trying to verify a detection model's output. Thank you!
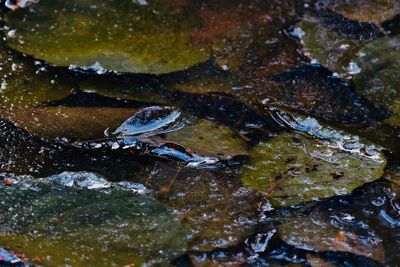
[0, 0, 399, 266]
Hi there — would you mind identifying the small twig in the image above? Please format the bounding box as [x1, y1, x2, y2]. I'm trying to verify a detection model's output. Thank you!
[159, 168, 181, 193]
[261, 157, 315, 197]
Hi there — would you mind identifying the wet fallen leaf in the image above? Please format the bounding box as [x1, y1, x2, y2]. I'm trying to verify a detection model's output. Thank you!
[0, 107, 140, 140]
[176, 92, 282, 143]
[240, 112, 386, 207]
[0, 118, 57, 175]
[353, 36, 400, 126]
[306, 253, 337, 267]
[294, 14, 364, 74]
[76, 74, 171, 105]
[189, 253, 246, 267]
[0, 41, 169, 107]
[145, 164, 262, 251]
[189, 0, 298, 71]
[268, 65, 389, 123]
[5, 0, 210, 74]
[0, 176, 189, 266]
[278, 213, 385, 263]
[0, 42, 74, 106]
[322, 0, 400, 24]
[163, 118, 248, 160]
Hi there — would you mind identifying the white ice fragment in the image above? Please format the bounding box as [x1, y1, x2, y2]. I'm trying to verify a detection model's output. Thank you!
[48, 171, 111, 190]
[358, 51, 366, 57]
[1, 80, 7, 91]
[11, 63, 20, 71]
[7, 30, 16, 38]
[270, 109, 384, 161]
[111, 142, 120, 150]
[347, 61, 361, 75]
[186, 156, 219, 167]
[5, 0, 38, 10]
[260, 98, 269, 105]
[133, 0, 148, 5]
[69, 61, 108, 74]
[117, 181, 148, 195]
[290, 27, 305, 38]
[249, 230, 276, 253]
[221, 64, 229, 71]
[260, 201, 274, 212]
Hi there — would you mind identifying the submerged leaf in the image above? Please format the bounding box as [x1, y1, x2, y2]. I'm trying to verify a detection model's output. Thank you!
[145, 164, 262, 251]
[294, 15, 364, 74]
[322, 0, 400, 24]
[0, 175, 188, 266]
[5, 0, 210, 74]
[0, 42, 167, 107]
[306, 254, 337, 267]
[0, 107, 141, 140]
[163, 118, 248, 160]
[240, 112, 386, 207]
[278, 212, 385, 263]
[0, 118, 56, 175]
[190, 0, 297, 71]
[0, 43, 73, 106]
[268, 65, 389, 123]
[76, 74, 171, 105]
[353, 36, 400, 126]
[113, 106, 184, 137]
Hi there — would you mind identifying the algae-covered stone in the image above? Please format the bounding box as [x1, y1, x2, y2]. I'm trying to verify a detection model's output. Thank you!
[5, 0, 210, 74]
